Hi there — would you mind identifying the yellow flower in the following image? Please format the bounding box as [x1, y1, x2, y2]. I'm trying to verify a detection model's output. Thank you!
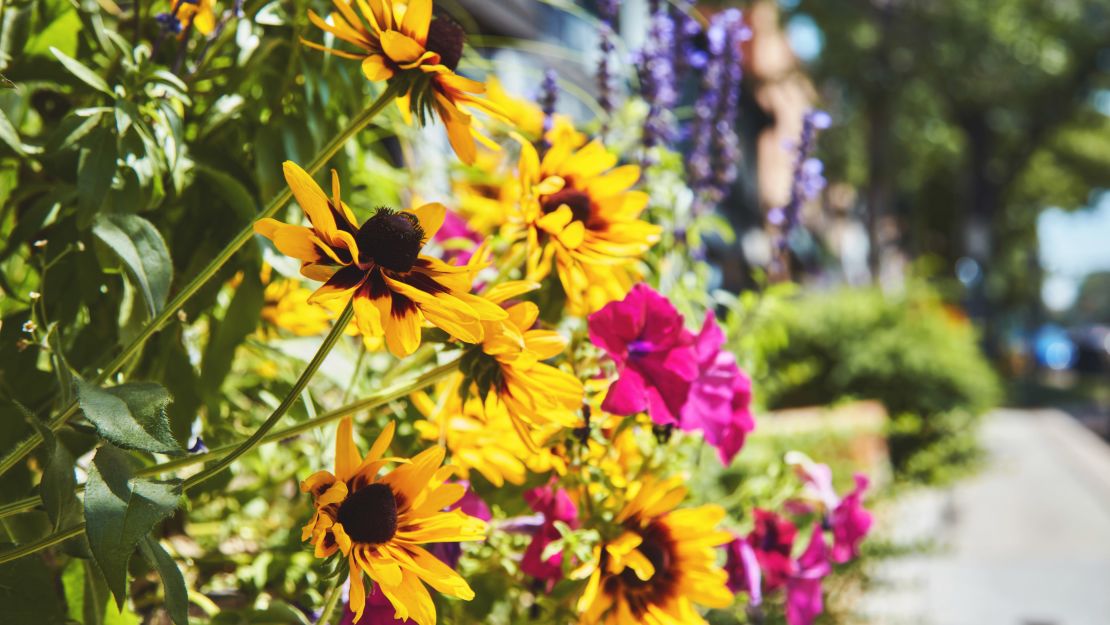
[261, 275, 385, 351]
[511, 132, 661, 314]
[575, 477, 734, 625]
[484, 76, 585, 146]
[175, 0, 216, 35]
[303, 0, 505, 164]
[261, 279, 334, 337]
[412, 375, 566, 487]
[302, 419, 486, 625]
[456, 281, 584, 449]
[253, 161, 506, 358]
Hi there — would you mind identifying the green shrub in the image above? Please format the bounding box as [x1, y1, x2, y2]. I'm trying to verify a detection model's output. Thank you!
[748, 284, 999, 484]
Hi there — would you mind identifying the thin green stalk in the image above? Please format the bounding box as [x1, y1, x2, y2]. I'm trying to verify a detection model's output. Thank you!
[0, 358, 460, 521]
[0, 523, 85, 566]
[183, 302, 354, 491]
[315, 576, 345, 625]
[0, 87, 397, 480]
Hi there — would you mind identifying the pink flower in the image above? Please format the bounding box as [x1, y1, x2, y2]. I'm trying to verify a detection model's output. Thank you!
[588, 284, 699, 425]
[433, 210, 482, 265]
[785, 528, 832, 625]
[748, 509, 797, 591]
[788, 454, 839, 511]
[724, 535, 763, 606]
[338, 585, 403, 625]
[521, 482, 579, 587]
[830, 474, 872, 563]
[682, 312, 755, 463]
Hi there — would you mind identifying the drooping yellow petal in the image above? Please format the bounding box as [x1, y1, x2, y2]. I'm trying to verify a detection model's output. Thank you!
[380, 30, 427, 64]
[362, 54, 395, 81]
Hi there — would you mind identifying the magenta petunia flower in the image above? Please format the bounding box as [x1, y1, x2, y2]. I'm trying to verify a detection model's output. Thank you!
[748, 508, 797, 591]
[588, 283, 699, 425]
[785, 527, 832, 625]
[520, 482, 579, 588]
[682, 312, 755, 463]
[830, 474, 873, 563]
[433, 209, 483, 265]
[724, 534, 763, 606]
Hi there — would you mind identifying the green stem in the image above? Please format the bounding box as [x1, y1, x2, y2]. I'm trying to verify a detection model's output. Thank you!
[0, 87, 397, 480]
[0, 356, 459, 522]
[316, 575, 345, 625]
[183, 302, 354, 491]
[0, 361, 458, 519]
[0, 523, 85, 566]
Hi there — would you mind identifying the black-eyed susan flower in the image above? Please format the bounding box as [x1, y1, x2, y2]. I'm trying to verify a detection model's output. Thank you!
[455, 281, 584, 449]
[510, 131, 661, 314]
[253, 161, 506, 357]
[303, 0, 504, 164]
[412, 374, 566, 487]
[574, 477, 734, 625]
[302, 419, 486, 624]
[168, 0, 216, 35]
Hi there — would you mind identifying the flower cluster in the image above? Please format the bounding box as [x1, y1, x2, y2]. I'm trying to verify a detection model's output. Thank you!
[725, 458, 874, 625]
[590, 284, 755, 464]
[244, 2, 871, 624]
[769, 110, 833, 251]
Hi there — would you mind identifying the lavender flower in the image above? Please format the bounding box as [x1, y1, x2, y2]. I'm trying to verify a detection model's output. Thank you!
[673, 2, 708, 72]
[769, 110, 831, 249]
[597, 0, 619, 123]
[540, 69, 558, 137]
[688, 9, 748, 214]
[638, 1, 677, 150]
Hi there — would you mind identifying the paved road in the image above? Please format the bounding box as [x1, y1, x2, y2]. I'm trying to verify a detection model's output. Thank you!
[864, 409, 1110, 625]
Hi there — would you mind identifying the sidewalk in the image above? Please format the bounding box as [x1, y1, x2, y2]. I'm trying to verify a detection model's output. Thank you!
[864, 409, 1110, 625]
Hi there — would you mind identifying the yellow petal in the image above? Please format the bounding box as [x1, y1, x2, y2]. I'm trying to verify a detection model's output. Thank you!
[361, 54, 394, 82]
[408, 202, 446, 240]
[380, 30, 426, 64]
[335, 416, 361, 481]
[282, 161, 339, 240]
[400, 0, 431, 43]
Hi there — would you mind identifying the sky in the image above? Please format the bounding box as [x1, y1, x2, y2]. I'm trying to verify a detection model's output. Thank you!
[1038, 194, 1110, 311]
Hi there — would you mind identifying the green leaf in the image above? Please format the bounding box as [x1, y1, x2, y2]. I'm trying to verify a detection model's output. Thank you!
[14, 403, 78, 529]
[76, 380, 182, 454]
[0, 107, 30, 156]
[138, 536, 190, 625]
[196, 165, 258, 224]
[84, 444, 182, 610]
[78, 128, 118, 221]
[47, 110, 104, 153]
[92, 214, 173, 317]
[50, 45, 114, 96]
[0, 547, 69, 625]
[41, 430, 80, 530]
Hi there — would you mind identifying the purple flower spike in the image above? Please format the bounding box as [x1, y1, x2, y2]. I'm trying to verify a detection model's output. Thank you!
[689, 9, 748, 214]
[774, 110, 831, 251]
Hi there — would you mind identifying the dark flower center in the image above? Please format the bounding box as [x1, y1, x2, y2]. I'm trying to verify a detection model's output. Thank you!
[627, 339, 654, 358]
[336, 483, 399, 544]
[458, 345, 505, 400]
[620, 535, 669, 588]
[425, 18, 465, 72]
[541, 188, 592, 224]
[356, 208, 425, 272]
